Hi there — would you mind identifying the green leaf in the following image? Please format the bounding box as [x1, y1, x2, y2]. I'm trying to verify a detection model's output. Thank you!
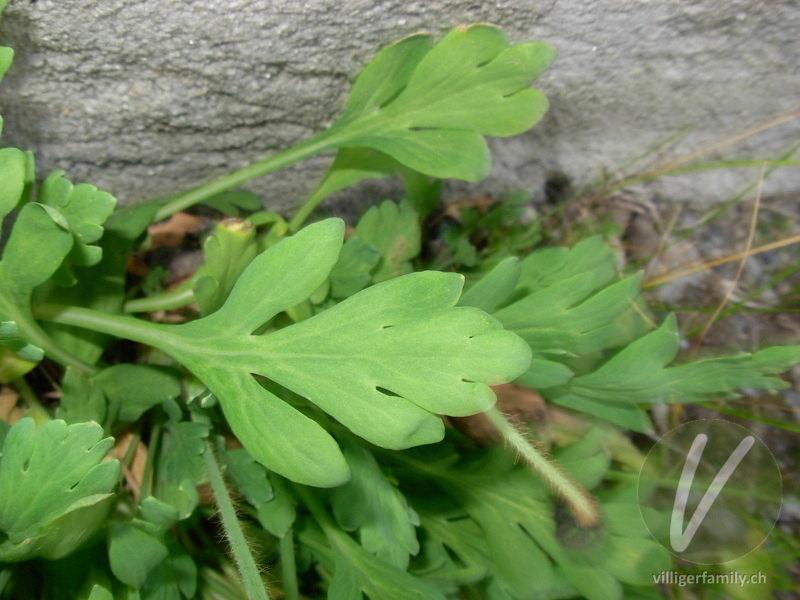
[56, 366, 107, 425]
[353, 200, 420, 282]
[257, 474, 296, 538]
[86, 585, 114, 600]
[193, 219, 258, 316]
[514, 357, 574, 389]
[295, 148, 400, 230]
[201, 190, 261, 217]
[332, 438, 419, 569]
[224, 447, 274, 507]
[328, 236, 380, 298]
[0, 203, 73, 306]
[38, 171, 116, 267]
[139, 496, 180, 533]
[0, 147, 26, 224]
[0, 45, 11, 80]
[153, 421, 209, 519]
[414, 513, 491, 594]
[330, 25, 555, 181]
[95, 364, 181, 423]
[55, 219, 530, 488]
[141, 542, 198, 600]
[36, 202, 158, 365]
[0, 346, 38, 382]
[557, 315, 800, 409]
[459, 257, 520, 313]
[0, 418, 119, 561]
[494, 271, 644, 356]
[108, 524, 169, 588]
[408, 449, 669, 600]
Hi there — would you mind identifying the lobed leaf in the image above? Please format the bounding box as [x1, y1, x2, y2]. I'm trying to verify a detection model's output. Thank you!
[551, 316, 800, 431]
[332, 438, 420, 569]
[0, 418, 119, 561]
[353, 199, 421, 282]
[153, 421, 209, 519]
[328, 25, 555, 181]
[328, 236, 380, 299]
[133, 219, 531, 487]
[38, 171, 116, 268]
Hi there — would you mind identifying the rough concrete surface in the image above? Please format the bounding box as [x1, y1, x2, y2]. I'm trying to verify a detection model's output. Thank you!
[0, 0, 798, 215]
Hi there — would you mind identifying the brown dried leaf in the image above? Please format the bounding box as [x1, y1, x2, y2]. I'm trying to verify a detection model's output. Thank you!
[148, 213, 207, 250]
[449, 383, 547, 446]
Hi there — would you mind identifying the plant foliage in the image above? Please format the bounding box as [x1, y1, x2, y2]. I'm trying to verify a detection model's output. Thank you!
[0, 12, 797, 600]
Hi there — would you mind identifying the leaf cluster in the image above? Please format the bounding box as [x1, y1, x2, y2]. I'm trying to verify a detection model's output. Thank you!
[0, 12, 797, 600]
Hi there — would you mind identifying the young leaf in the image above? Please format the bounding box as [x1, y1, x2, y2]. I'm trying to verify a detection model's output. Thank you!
[56, 367, 107, 425]
[329, 25, 555, 181]
[37, 171, 116, 268]
[36, 202, 158, 366]
[224, 447, 274, 508]
[353, 200, 420, 282]
[328, 236, 380, 299]
[257, 474, 297, 538]
[331, 438, 420, 569]
[297, 487, 446, 600]
[95, 364, 181, 423]
[153, 421, 209, 519]
[108, 524, 169, 588]
[193, 219, 258, 316]
[0, 418, 119, 561]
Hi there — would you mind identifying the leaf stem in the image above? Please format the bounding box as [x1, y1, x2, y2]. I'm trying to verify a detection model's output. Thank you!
[32, 303, 191, 357]
[286, 186, 328, 233]
[484, 407, 600, 528]
[152, 130, 343, 222]
[279, 530, 299, 600]
[140, 422, 161, 500]
[8, 305, 99, 375]
[124, 286, 196, 313]
[204, 440, 272, 600]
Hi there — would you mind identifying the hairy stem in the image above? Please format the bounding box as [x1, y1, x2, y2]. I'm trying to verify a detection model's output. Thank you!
[152, 129, 344, 222]
[204, 440, 272, 600]
[485, 407, 600, 528]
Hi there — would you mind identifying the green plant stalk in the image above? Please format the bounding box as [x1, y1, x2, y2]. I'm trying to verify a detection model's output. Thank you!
[32, 304, 194, 357]
[124, 286, 196, 313]
[140, 422, 161, 500]
[485, 407, 600, 528]
[286, 186, 331, 233]
[1, 299, 99, 375]
[152, 127, 350, 222]
[204, 440, 272, 600]
[279, 530, 299, 600]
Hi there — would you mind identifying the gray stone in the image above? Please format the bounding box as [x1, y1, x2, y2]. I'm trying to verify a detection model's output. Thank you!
[0, 0, 798, 215]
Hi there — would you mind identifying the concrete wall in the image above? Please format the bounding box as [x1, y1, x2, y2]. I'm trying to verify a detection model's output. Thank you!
[0, 0, 797, 214]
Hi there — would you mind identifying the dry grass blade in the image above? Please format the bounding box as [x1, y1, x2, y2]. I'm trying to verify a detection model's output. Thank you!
[692, 163, 765, 350]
